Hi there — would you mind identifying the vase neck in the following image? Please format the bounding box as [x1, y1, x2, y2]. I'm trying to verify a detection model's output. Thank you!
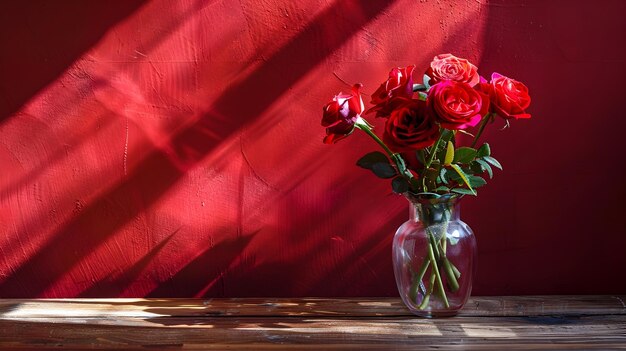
[408, 197, 460, 225]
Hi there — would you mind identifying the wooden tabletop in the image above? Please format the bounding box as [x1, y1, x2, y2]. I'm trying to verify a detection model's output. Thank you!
[0, 295, 625, 350]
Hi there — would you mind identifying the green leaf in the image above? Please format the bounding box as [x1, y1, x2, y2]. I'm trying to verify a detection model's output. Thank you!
[451, 188, 477, 195]
[424, 167, 438, 191]
[392, 177, 409, 194]
[371, 163, 397, 179]
[435, 130, 454, 163]
[475, 159, 493, 179]
[445, 168, 460, 181]
[453, 147, 477, 164]
[413, 192, 441, 198]
[439, 168, 448, 185]
[434, 185, 450, 193]
[468, 175, 487, 188]
[422, 74, 431, 88]
[417, 92, 428, 101]
[441, 129, 455, 144]
[469, 161, 483, 175]
[444, 141, 454, 166]
[450, 164, 476, 195]
[477, 143, 491, 157]
[356, 151, 389, 170]
[391, 153, 407, 174]
[483, 156, 503, 170]
[413, 83, 428, 92]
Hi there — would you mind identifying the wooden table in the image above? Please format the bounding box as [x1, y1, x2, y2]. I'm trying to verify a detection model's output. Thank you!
[0, 296, 625, 350]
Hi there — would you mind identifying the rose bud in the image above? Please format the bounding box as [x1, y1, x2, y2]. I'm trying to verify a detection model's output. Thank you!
[368, 65, 415, 118]
[322, 84, 365, 144]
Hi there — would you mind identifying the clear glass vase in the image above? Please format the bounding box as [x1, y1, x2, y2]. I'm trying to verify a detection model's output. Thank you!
[392, 194, 476, 317]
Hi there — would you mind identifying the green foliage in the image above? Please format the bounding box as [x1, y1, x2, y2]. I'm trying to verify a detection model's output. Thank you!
[450, 164, 476, 195]
[453, 147, 477, 164]
[439, 168, 448, 185]
[475, 159, 493, 179]
[477, 143, 491, 157]
[412, 83, 428, 92]
[451, 188, 476, 195]
[422, 74, 431, 88]
[372, 163, 397, 178]
[423, 167, 439, 190]
[434, 185, 450, 193]
[483, 156, 503, 170]
[356, 151, 390, 169]
[392, 176, 409, 193]
[468, 175, 487, 188]
[356, 151, 397, 179]
[354, 128, 504, 196]
[444, 141, 454, 166]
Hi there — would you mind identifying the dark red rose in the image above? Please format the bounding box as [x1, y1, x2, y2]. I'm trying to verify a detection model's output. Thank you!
[368, 65, 415, 117]
[383, 98, 439, 152]
[428, 80, 485, 130]
[322, 84, 364, 144]
[425, 53, 480, 87]
[487, 72, 531, 119]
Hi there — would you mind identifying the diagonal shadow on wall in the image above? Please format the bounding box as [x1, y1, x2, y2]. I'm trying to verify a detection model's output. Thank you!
[0, 0, 398, 297]
[77, 227, 179, 297]
[0, 0, 146, 122]
[147, 230, 256, 298]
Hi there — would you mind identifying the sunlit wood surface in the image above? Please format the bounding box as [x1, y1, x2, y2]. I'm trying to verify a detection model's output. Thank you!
[0, 296, 625, 350]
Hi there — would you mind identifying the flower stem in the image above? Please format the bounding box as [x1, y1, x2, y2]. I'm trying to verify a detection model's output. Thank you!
[424, 129, 445, 169]
[471, 113, 492, 148]
[434, 217, 460, 293]
[418, 270, 437, 310]
[427, 236, 450, 308]
[355, 119, 394, 156]
[355, 118, 416, 185]
[409, 258, 430, 303]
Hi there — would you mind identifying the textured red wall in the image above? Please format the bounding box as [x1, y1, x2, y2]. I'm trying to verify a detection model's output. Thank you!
[1, 0, 625, 298]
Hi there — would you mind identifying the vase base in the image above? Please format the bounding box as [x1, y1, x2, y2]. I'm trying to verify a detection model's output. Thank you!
[407, 309, 460, 318]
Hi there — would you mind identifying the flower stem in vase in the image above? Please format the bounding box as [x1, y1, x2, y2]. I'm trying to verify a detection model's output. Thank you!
[426, 237, 450, 308]
[436, 218, 461, 293]
[409, 257, 430, 302]
[418, 270, 437, 310]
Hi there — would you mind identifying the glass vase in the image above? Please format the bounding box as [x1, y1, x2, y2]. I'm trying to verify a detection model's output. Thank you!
[392, 194, 476, 317]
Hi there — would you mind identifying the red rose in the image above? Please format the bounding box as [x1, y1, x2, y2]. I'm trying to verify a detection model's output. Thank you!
[425, 53, 480, 87]
[383, 98, 439, 152]
[321, 84, 365, 144]
[487, 72, 531, 119]
[428, 80, 485, 130]
[368, 65, 415, 117]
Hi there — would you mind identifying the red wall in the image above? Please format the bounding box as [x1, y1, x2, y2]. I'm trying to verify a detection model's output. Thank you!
[1, 0, 625, 297]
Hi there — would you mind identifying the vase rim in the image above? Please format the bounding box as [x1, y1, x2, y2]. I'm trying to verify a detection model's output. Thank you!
[403, 192, 463, 205]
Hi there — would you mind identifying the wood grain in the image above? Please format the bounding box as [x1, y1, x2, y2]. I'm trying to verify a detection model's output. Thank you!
[0, 296, 625, 350]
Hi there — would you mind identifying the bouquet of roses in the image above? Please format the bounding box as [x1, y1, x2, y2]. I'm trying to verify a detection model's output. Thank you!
[322, 53, 531, 197]
[321, 54, 531, 314]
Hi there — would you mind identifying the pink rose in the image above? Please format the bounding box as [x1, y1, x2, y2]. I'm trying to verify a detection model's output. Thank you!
[425, 53, 480, 87]
[383, 98, 439, 152]
[368, 65, 415, 117]
[487, 72, 531, 119]
[321, 84, 364, 144]
[428, 80, 486, 130]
